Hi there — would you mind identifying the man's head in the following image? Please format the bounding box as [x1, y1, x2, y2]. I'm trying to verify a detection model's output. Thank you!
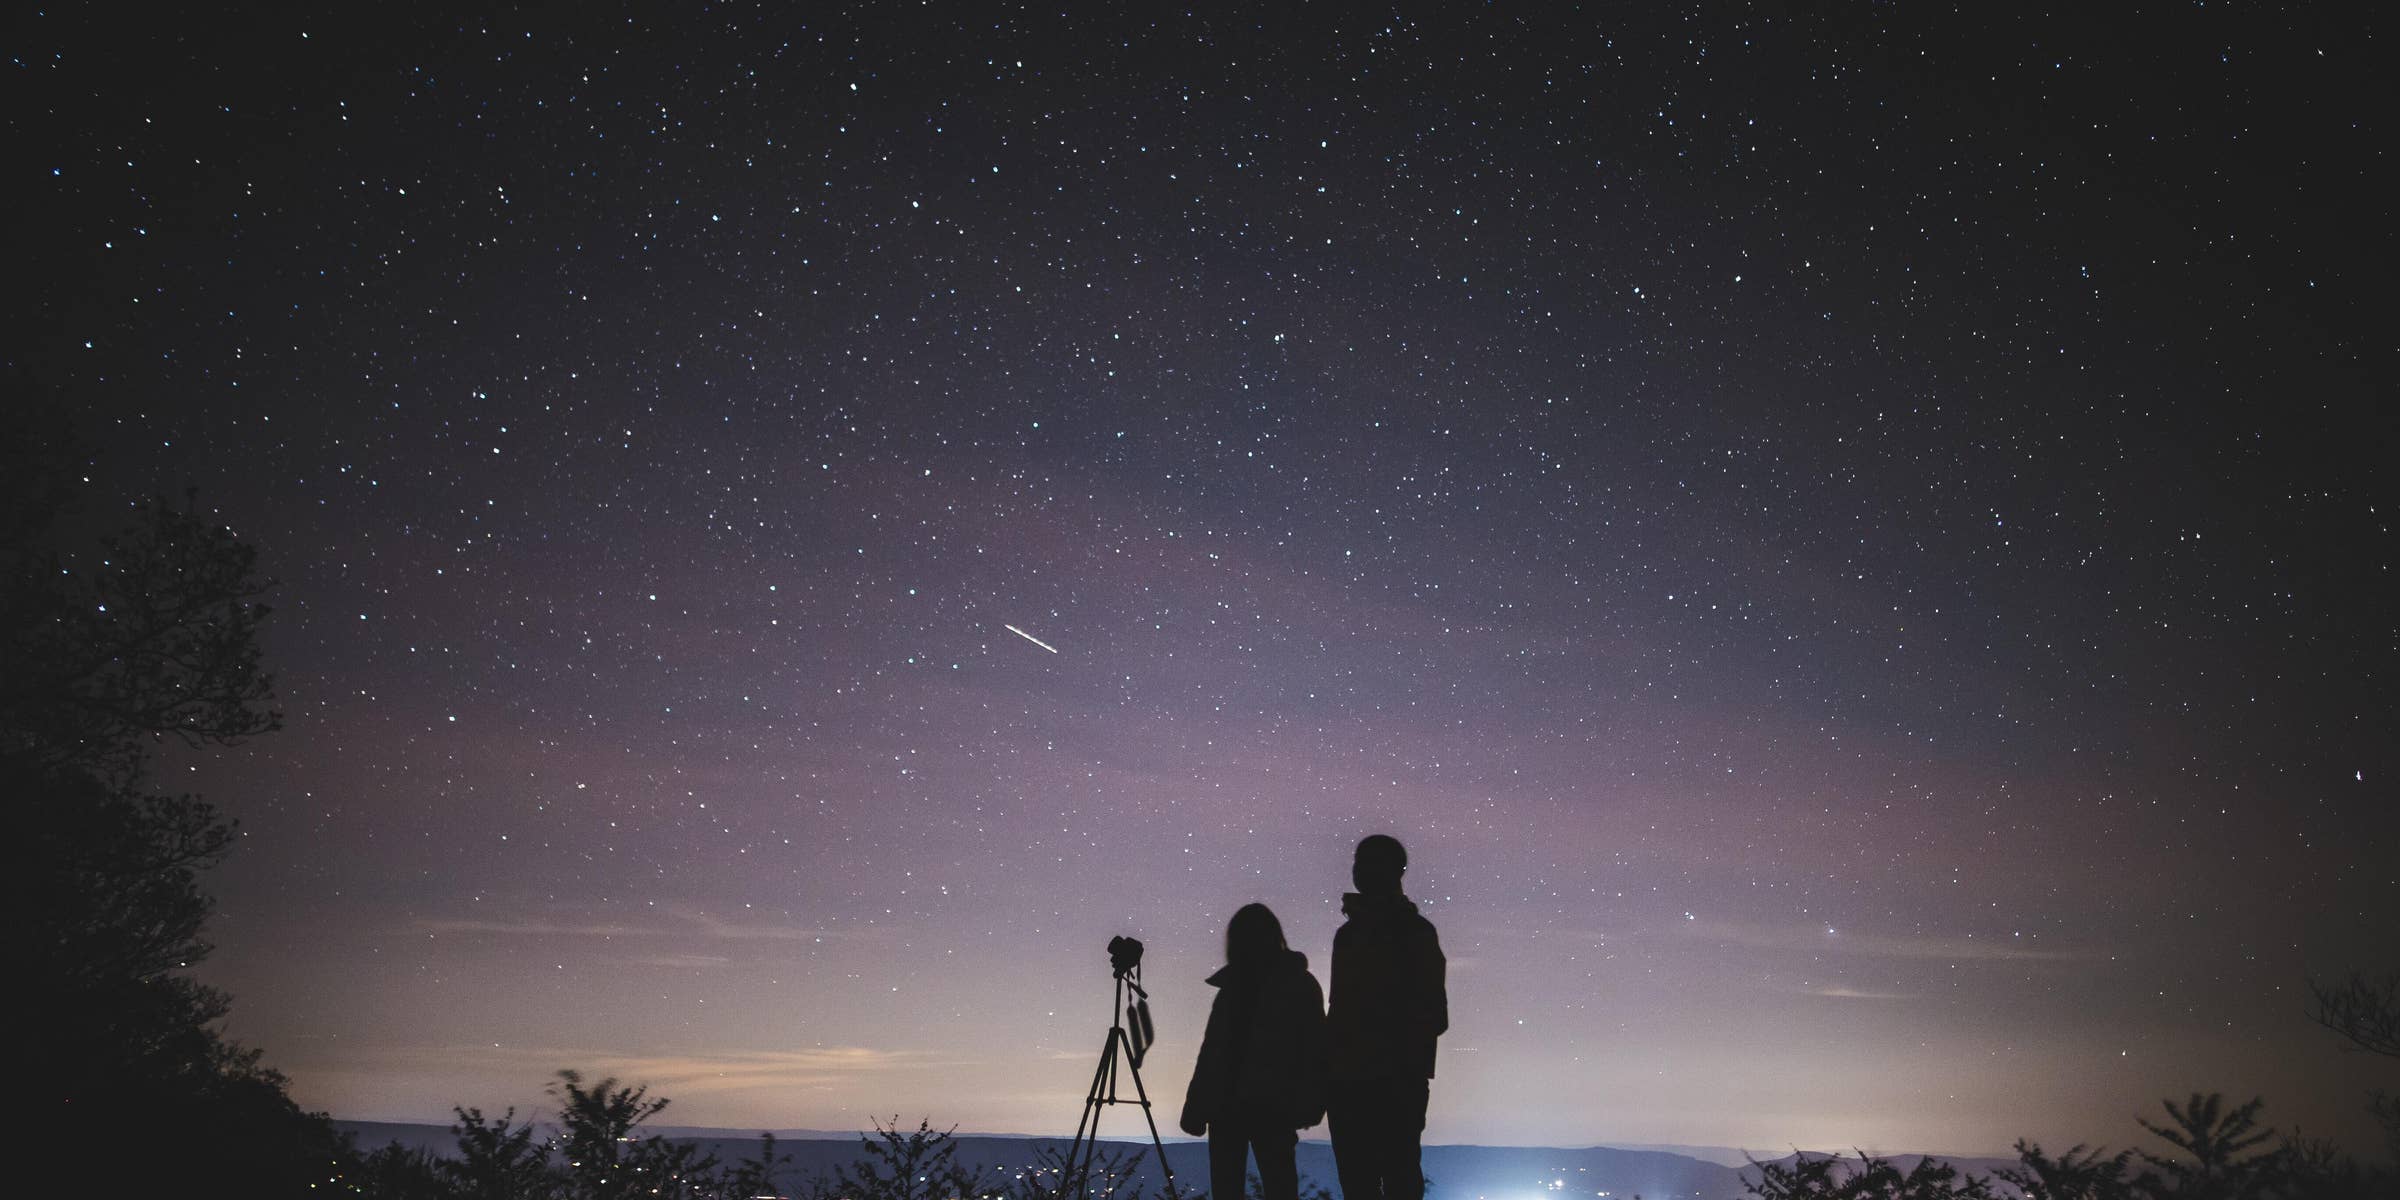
[1353, 834, 1408, 895]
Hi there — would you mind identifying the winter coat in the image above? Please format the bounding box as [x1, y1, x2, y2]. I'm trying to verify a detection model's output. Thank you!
[1326, 891, 1447, 1081]
[1179, 948, 1327, 1133]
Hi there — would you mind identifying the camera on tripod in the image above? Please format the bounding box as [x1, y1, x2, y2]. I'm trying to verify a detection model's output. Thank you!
[1104, 937, 1155, 1065]
[1107, 935, 1144, 979]
[1059, 932, 1177, 1197]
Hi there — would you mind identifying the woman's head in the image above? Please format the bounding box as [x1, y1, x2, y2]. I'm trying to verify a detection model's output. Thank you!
[1225, 902, 1287, 967]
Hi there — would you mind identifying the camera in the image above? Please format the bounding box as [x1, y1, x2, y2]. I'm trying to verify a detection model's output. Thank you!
[1107, 935, 1144, 978]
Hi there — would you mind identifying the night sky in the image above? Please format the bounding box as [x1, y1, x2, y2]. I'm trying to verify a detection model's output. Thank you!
[15, 3, 2394, 1158]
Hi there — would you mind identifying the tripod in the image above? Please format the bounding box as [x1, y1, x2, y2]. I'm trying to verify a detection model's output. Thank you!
[1060, 964, 1178, 1200]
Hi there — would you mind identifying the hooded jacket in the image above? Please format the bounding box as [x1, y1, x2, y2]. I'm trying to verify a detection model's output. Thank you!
[1180, 948, 1327, 1133]
[1326, 891, 1447, 1081]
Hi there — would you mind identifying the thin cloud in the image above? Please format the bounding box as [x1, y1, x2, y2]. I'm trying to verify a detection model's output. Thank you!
[379, 1044, 944, 1097]
[413, 902, 846, 944]
[624, 953, 737, 969]
[1686, 919, 2092, 963]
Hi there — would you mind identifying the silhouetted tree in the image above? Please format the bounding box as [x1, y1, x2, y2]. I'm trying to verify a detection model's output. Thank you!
[550, 1069, 734, 1199]
[2133, 1093, 2281, 1199]
[1744, 1150, 1999, 1199]
[344, 1071, 797, 1198]
[2307, 969, 2400, 1159]
[997, 1137, 1202, 1200]
[1003, 1141, 1121, 1200]
[348, 1140, 453, 1198]
[449, 1105, 563, 1199]
[835, 1118, 989, 1200]
[722, 1131, 798, 1200]
[1752, 1092, 2398, 1200]
[1994, 1140, 2139, 1200]
[2273, 1135, 2387, 1200]
[1, 487, 278, 782]
[6, 451, 334, 1192]
[2309, 972, 2400, 1060]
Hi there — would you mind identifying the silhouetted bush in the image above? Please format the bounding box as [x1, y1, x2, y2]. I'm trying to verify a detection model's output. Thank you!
[2308, 968, 2400, 1161]
[1746, 1091, 2394, 1200]
[1746, 1151, 1998, 1199]
[344, 1082, 1226, 1200]
[341, 1069, 789, 1199]
[2130, 1093, 2280, 1197]
[1995, 1140, 2138, 1199]
[832, 1119, 986, 1200]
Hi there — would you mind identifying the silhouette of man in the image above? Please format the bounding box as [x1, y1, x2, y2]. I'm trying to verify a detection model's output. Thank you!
[1325, 834, 1447, 1200]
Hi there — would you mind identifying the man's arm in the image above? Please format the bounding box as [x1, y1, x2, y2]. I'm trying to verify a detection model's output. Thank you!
[1420, 921, 1449, 1038]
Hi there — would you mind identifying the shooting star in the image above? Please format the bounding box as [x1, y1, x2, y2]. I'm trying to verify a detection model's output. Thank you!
[1004, 624, 1059, 654]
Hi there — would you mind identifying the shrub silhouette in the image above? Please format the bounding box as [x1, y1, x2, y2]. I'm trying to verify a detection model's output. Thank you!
[2308, 968, 2400, 1160]
[832, 1119, 987, 1200]
[342, 1070, 786, 1198]
[447, 1105, 558, 1199]
[1995, 1140, 2138, 1199]
[2130, 1093, 2280, 1199]
[1745, 1150, 1998, 1199]
[346, 1082, 1214, 1200]
[1747, 1090, 2394, 1199]
[990, 1137, 1202, 1200]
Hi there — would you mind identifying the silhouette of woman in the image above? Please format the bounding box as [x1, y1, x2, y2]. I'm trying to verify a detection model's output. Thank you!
[1179, 903, 1327, 1200]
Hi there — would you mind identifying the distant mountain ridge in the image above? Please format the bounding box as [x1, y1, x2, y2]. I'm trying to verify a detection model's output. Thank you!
[336, 1122, 2018, 1200]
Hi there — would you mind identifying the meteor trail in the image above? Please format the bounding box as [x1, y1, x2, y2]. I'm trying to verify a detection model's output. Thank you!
[1004, 624, 1059, 654]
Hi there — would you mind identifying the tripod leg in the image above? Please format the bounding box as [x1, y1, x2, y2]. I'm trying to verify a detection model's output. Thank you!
[1064, 1030, 1120, 1200]
[1071, 1032, 1113, 1147]
[1120, 1042, 1180, 1194]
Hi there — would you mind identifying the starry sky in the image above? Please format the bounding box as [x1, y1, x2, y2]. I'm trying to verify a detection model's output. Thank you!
[14, 3, 2394, 1158]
